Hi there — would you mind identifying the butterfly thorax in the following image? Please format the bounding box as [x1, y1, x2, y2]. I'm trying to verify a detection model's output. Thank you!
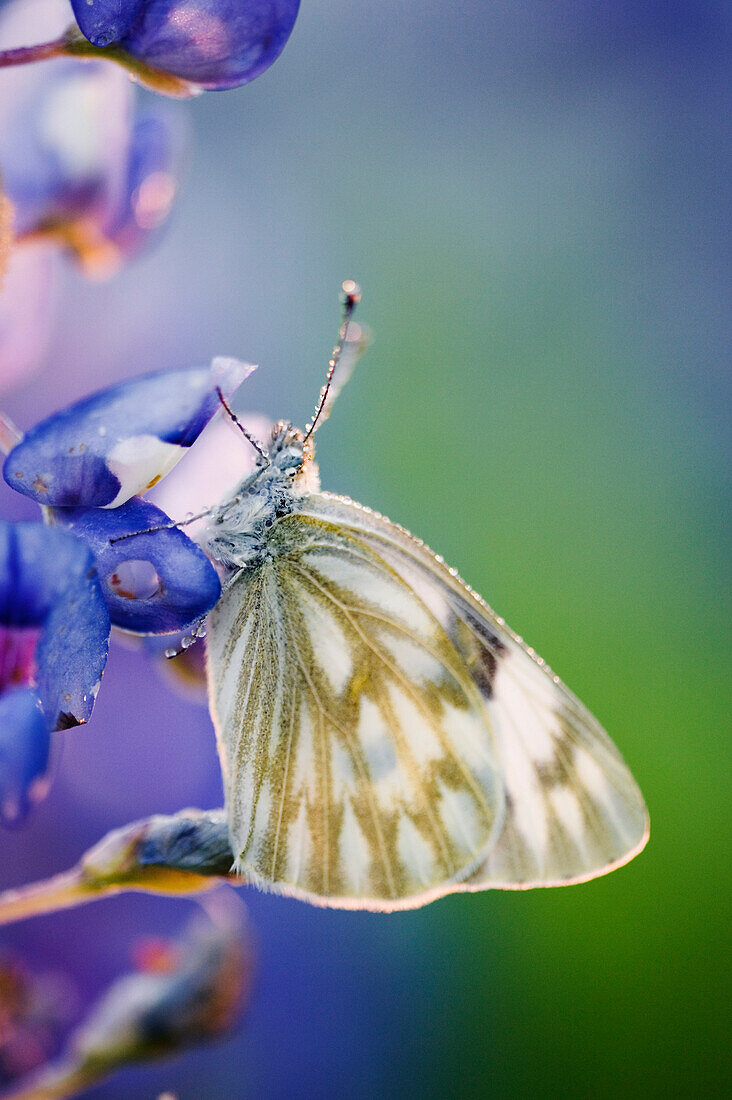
[204, 421, 320, 572]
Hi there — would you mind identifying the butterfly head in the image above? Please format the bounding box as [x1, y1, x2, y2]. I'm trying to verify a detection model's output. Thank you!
[265, 420, 319, 489]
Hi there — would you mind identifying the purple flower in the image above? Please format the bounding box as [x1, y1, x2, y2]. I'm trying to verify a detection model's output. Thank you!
[68, 0, 301, 93]
[0, 519, 111, 823]
[7, 895, 252, 1096]
[3, 359, 255, 635]
[0, 0, 182, 273]
[0, 952, 75, 1086]
[0, 363, 254, 818]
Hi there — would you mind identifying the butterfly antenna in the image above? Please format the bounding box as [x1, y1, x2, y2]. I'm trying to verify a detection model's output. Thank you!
[216, 387, 270, 465]
[109, 505, 215, 544]
[303, 280, 362, 443]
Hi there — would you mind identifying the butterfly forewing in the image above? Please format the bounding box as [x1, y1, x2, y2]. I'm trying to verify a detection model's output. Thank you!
[294, 494, 649, 892]
[207, 510, 505, 910]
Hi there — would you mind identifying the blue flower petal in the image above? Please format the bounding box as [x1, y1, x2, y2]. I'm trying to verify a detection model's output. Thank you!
[70, 0, 144, 48]
[0, 686, 50, 826]
[0, 521, 111, 731]
[56, 498, 222, 634]
[35, 564, 111, 733]
[114, 0, 301, 90]
[4, 359, 254, 509]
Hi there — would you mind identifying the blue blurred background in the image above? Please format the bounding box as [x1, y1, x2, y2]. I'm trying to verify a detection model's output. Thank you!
[1, 1, 730, 1096]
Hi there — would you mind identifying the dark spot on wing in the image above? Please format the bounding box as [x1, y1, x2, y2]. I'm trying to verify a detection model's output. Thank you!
[472, 643, 500, 698]
[462, 606, 507, 656]
[448, 604, 507, 700]
[536, 748, 574, 788]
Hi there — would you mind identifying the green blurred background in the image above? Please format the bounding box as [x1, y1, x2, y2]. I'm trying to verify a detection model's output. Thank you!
[2, 1, 729, 1096]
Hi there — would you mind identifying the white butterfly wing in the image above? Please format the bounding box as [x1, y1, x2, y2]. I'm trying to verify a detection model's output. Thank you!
[296, 494, 649, 892]
[207, 491, 648, 909]
[206, 501, 506, 910]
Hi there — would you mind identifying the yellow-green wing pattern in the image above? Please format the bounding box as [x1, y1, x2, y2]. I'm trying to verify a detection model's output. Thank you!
[206, 502, 505, 910]
[295, 494, 649, 892]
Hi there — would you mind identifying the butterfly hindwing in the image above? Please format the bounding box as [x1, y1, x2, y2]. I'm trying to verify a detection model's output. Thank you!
[297, 494, 649, 891]
[206, 507, 506, 910]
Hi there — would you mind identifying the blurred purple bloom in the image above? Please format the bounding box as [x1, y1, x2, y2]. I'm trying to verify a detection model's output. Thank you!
[0, 0, 183, 273]
[7, 896, 252, 1096]
[72, 895, 252, 1048]
[69, 0, 301, 92]
[102, 105, 180, 262]
[0, 952, 75, 1087]
[2, 359, 254, 635]
[0, 190, 11, 279]
[0, 520, 110, 823]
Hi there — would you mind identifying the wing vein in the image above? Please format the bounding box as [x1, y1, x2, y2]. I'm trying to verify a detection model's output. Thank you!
[288, 637, 398, 898]
[270, 665, 297, 881]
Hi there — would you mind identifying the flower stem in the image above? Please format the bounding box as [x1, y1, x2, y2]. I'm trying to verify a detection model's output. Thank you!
[64, 36, 199, 97]
[0, 25, 197, 96]
[0, 868, 93, 925]
[0, 36, 68, 68]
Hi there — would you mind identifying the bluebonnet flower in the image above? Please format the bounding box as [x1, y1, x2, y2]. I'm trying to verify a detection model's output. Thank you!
[0, 361, 254, 821]
[0, 519, 110, 824]
[0, 0, 301, 96]
[2, 359, 257, 636]
[0, 0, 183, 274]
[67, 0, 301, 93]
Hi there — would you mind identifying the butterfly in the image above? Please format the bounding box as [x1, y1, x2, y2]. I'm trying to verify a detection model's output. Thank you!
[199, 282, 649, 910]
[2, 283, 648, 910]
